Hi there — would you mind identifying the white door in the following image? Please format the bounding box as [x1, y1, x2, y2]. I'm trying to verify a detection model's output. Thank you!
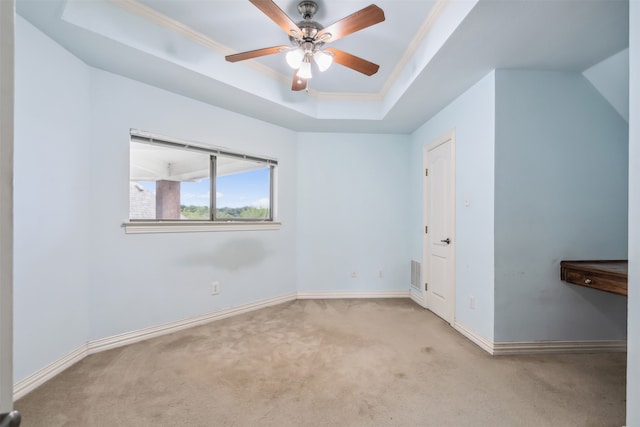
[424, 130, 455, 324]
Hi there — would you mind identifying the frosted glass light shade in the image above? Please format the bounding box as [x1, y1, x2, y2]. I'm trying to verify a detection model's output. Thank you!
[286, 48, 304, 69]
[313, 50, 333, 72]
[298, 60, 312, 79]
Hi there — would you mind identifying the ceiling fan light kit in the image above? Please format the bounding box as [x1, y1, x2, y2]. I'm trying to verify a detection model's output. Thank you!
[225, 0, 385, 91]
[285, 47, 305, 68]
[298, 58, 313, 79]
[313, 50, 333, 72]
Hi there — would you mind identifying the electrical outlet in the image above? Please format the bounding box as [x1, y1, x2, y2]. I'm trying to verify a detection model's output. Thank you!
[212, 281, 220, 295]
[351, 270, 357, 278]
[469, 295, 476, 309]
[378, 270, 384, 278]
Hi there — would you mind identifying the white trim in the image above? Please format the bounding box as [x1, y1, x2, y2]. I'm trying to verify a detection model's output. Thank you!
[379, 0, 449, 98]
[110, 0, 380, 101]
[111, 0, 288, 85]
[410, 289, 427, 308]
[13, 293, 296, 401]
[13, 345, 87, 401]
[0, 0, 14, 412]
[12, 291, 627, 402]
[453, 321, 495, 355]
[493, 340, 627, 356]
[297, 290, 411, 300]
[87, 293, 297, 354]
[113, 0, 229, 54]
[123, 221, 281, 234]
[452, 321, 627, 356]
[110, 0, 463, 103]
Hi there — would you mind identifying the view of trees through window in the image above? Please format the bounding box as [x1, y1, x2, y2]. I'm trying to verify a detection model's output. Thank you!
[179, 205, 270, 220]
[177, 166, 271, 220]
[130, 137, 274, 221]
[214, 166, 271, 220]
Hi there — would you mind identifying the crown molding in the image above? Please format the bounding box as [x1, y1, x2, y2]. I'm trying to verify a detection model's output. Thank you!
[111, 0, 408, 102]
[112, 0, 289, 85]
[380, 0, 449, 98]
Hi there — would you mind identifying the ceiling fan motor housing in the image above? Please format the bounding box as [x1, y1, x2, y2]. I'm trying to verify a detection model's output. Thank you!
[292, 21, 323, 42]
[297, 1, 318, 20]
[290, 1, 325, 50]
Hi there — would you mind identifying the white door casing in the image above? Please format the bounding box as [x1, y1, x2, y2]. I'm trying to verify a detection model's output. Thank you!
[0, 0, 15, 412]
[423, 130, 455, 324]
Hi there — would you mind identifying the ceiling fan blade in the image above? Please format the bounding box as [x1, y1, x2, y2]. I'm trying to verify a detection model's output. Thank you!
[291, 70, 307, 91]
[317, 4, 385, 43]
[325, 48, 379, 76]
[249, 0, 302, 38]
[225, 45, 290, 62]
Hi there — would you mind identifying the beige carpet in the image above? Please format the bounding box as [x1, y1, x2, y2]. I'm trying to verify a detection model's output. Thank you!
[15, 299, 626, 426]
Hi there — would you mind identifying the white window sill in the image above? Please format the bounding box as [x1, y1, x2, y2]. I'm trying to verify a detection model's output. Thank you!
[123, 221, 281, 234]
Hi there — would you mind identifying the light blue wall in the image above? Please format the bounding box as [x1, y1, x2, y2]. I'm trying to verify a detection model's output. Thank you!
[410, 71, 496, 342]
[13, 16, 91, 382]
[296, 133, 411, 293]
[583, 48, 629, 122]
[494, 70, 628, 342]
[13, 16, 300, 381]
[627, 2, 639, 425]
[13, 9, 637, 407]
[87, 70, 299, 340]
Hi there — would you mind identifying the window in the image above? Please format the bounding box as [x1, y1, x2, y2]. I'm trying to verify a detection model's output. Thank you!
[129, 130, 277, 225]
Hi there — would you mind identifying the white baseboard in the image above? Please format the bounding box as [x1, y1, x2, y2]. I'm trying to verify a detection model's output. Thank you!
[492, 340, 627, 355]
[297, 290, 411, 299]
[452, 321, 627, 356]
[453, 321, 495, 355]
[409, 289, 426, 308]
[14, 344, 87, 401]
[14, 292, 297, 401]
[87, 292, 298, 355]
[14, 290, 627, 401]
[14, 291, 407, 400]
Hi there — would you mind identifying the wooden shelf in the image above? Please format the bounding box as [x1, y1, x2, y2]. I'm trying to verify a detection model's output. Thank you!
[560, 260, 628, 296]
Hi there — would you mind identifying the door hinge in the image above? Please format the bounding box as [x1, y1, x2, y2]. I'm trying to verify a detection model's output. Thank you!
[425, 282, 428, 291]
[425, 226, 428, 234]
[425, 168, 429, 176]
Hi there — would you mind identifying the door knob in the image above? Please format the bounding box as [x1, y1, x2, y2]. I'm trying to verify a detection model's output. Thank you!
[440, 238, 451, 244]
[0, 411, 22, 427]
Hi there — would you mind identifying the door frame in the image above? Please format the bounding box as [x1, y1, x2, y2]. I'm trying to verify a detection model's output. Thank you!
[0, 0, 15, 412]
[422, 129, 456, 324]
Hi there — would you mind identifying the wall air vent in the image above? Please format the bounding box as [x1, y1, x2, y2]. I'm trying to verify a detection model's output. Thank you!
[410, 260, 421, 289]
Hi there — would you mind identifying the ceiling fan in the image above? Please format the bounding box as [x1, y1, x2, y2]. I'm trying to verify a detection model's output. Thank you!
[225, 0, 385, 91]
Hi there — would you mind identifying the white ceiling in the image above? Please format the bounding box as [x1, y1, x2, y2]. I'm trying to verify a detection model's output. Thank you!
[17, 0, 629, 134]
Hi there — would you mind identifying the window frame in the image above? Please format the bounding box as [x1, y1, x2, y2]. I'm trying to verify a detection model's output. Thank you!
[210, 155, 276, 222]
[125, 129, 280, 234]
